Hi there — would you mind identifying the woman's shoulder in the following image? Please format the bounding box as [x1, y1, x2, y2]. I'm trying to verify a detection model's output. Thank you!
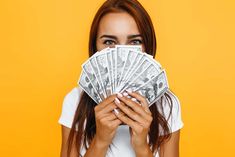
[58, 86, 83, 128]
[162, 89, 181, 111]
[64, 86, 83, 104]
[157, 89, 184, 133]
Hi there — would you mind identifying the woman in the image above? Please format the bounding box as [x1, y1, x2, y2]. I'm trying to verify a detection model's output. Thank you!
[58, 0, 184, 157]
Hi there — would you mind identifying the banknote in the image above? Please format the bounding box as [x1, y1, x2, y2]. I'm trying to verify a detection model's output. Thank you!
[78, 70, 102, 104]
[118, 49, 139, 89]
[135, 70, 169, 106]
[120, 62, 162, 93]
[117, 54, 161, 92]
[82, 60, 106, 100]
[95, 48, 112, 96]
[120, 52, 144, 85]
[106, 50, 114, 93]
[89, 54, 107, 98]
[110, 48, 117, 92]
[115, 45, 142, 88]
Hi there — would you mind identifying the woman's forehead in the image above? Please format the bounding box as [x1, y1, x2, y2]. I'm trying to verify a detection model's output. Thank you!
[97, 12, 140, 37]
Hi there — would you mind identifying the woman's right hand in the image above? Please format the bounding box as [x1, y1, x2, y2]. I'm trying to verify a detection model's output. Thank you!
[94, 95, 122, 148]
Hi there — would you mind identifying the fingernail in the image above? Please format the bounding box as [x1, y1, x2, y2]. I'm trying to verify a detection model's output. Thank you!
[113, 108, 119, 115]
[117, 93, 123, 98]
[131, 98, 137, 102]
[123, 92, 128, 97]
[126, 89, 132, 93]
[114, 97, 120, 104]
[127, 95, 131, 99]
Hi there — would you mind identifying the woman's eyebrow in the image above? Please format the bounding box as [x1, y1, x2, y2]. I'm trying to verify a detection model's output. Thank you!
[99, 35, 117, 40]
[127, 34, 142, 39]
[99, 34, 142, 39]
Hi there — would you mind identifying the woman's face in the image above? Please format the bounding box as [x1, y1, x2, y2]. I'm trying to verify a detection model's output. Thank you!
[96, 12, 145, 51]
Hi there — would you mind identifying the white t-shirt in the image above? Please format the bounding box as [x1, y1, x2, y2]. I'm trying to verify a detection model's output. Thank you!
[58, 86, 184, 157]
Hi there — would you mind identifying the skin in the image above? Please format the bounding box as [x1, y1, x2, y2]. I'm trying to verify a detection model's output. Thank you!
[96, 12, 145, 51]
[60, 12, 181, 157]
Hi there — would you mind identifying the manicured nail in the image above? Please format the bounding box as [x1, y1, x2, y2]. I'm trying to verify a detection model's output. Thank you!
[126, 89, 132, 93]
[114, 97, 120, 104]
[127, 95, 131, 99]
[123, 92, 128, 97]
[113, 108, 119, 115]
[117, 93, 123, 98]
[131, 98, 137, 102]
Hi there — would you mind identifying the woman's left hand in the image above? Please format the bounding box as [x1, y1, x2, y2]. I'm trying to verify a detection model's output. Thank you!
[114, 90, 153, 155]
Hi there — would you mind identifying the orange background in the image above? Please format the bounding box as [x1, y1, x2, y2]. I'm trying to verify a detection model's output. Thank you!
[0, 0, 235, 156]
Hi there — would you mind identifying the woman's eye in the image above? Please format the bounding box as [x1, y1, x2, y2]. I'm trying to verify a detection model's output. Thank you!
[103, 40, 115, 45]
[130, 39, 142, 45]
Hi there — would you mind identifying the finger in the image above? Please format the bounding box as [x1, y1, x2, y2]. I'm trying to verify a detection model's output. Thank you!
[130, 98, 140, 104]
[126, 90, 151, 113]
[112, 108, 124, 115]
[114, 111, 141, 131]
[111, 119, 122, 128]
[114, 97, 147, 125]
[95, 95, 117, 111]
[96, 102, 118, 119]
[99, 113, 118, 121]
[116, 93, 149, 118]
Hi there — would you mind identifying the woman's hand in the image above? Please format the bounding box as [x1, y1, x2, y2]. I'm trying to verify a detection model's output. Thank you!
[94, 95, 122, 148]
[114, 90, 153, 156]
[84, 95, 121, 157]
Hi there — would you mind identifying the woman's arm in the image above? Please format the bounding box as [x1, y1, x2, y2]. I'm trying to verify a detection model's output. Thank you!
[159, 130, 180, 157]
[60, 95, 121, 157]
[60, 126, 110, 157]
[83, 135, 110, 157]
[114, 91, 153, 157]
[60, 126, 79, 157]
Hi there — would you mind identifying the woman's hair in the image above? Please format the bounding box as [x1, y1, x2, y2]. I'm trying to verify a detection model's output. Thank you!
[67, 0, 173, 156]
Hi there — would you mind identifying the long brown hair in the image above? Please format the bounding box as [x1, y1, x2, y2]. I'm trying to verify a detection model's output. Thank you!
[67, 0, 173, 156]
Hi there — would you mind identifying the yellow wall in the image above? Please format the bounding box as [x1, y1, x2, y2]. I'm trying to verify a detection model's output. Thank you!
[0, 0, 234, 156]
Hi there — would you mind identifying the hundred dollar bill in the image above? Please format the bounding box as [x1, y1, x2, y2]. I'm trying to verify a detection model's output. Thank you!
[115, 45, 142, 88]
[120, 63, 162, 93]
[135, 70, 169, 106]
[110, 48, 117, 92]
[118, 49, 139, 89]
[118, 52, 144, 89]
[117, 54, 158, 92]
[106, 50, 114, 94]
[89, 54, 107, 98]
[82, 60, 106, 100]
[96, 48, 112, 96]
[120, 53, 162, 90]
[78, 70, 102, 104]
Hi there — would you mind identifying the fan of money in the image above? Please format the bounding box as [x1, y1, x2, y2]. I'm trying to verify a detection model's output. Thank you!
[78, 45, 169, 106]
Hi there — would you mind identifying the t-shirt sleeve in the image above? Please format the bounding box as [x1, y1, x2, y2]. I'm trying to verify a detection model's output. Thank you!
[158, 89, 184, 135]
[58, 86, 83, 128]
